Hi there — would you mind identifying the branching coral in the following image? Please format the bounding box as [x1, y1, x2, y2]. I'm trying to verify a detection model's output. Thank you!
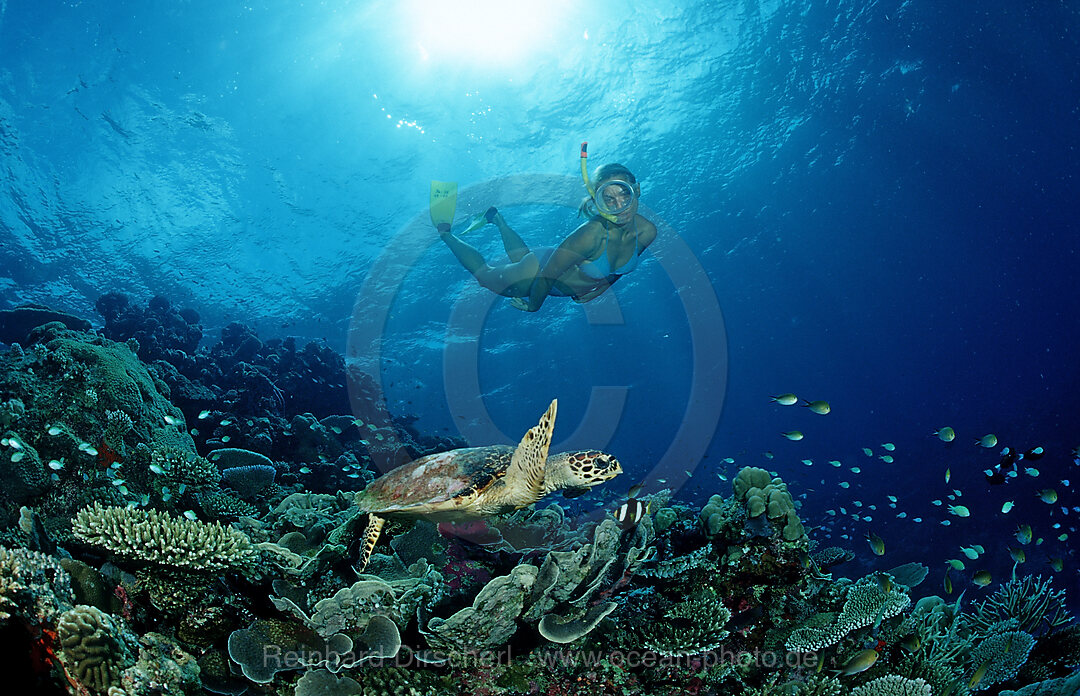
[72, 503, 256, 573]
[786, 575, 911, 652]
[899, 596, 976, 667]
[149, 444, 221, 490]
[634, 586, 732, 656]
[969, 575, 1073, 636]
[851, 675, 932, 696]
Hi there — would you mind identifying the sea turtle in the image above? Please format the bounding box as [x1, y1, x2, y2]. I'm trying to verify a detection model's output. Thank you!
[353, 399, 622, 571]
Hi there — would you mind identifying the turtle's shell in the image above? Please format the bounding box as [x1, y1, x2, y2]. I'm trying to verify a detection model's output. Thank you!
[355, 445, 516, 514]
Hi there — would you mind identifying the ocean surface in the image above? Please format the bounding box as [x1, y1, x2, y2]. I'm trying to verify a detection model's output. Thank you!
[2, 0, 1079, 691]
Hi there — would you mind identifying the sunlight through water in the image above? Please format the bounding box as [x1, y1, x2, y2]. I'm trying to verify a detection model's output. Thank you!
[404, 0, 572, 67]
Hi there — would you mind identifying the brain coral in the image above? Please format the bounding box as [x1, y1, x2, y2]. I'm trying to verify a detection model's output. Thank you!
[57, 604, 132, 693]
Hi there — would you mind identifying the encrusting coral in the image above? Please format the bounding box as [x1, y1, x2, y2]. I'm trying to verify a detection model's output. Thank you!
[421, 563, 538, 653]
[0, 544, 74, 624]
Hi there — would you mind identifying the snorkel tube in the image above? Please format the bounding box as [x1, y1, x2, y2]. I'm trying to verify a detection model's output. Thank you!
[580, 141, 619, 223]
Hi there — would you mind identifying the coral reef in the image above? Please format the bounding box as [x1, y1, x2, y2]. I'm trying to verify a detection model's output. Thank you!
[1, 298, 1076, 696]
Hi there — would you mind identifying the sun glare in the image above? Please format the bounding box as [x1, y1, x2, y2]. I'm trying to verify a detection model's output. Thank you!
[404, 0, 568, 68]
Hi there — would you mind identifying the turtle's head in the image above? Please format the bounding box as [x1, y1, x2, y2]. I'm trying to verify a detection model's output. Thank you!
[546, 450, 622, 494]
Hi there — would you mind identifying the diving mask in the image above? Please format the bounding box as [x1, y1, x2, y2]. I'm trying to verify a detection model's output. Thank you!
[593, 179, 637, 216]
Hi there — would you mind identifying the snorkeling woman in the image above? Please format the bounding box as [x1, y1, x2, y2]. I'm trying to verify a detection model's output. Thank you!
[435, 145, 657, 311]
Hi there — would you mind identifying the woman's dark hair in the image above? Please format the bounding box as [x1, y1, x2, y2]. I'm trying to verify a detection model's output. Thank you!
[591, 162, 636, 185]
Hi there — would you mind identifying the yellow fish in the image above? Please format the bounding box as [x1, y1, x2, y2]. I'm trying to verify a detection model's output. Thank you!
[1038, 489, 1058, 504]
[976, 434, 998, 448]
[935, 426, 956, 442]
[835, 648, 880, 675]
[770, 393, 798, 405]
[900, 635, 920, 652]
[972, 570, 992, 587]
[865, 531, 885, 556]
[782, 431, 804, 441]
[1050, 557, 1063, 572]
[943, 569, 954, 595]
[1015, 524, 1033, 544]
[1009, 547, 1026, 564]
[969, 659, 992, 689]
[945, 467, 951, 483]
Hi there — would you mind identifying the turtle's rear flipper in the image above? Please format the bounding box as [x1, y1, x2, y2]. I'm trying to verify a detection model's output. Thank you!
[356, 514, 386, 573]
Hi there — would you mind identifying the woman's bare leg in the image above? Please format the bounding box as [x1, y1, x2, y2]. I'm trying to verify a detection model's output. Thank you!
[491, 210, 531, 263]
[439, 227, 539, 296]
[439, 227, 488, 275]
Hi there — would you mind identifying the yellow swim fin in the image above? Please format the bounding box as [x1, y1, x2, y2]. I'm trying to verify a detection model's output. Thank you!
[461, 212, 489, 234]
[429, 180, 458, 228]
[460, 206, 498, 234]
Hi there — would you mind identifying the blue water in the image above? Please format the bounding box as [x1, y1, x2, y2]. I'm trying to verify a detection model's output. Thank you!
[2, 0, 1078, 598]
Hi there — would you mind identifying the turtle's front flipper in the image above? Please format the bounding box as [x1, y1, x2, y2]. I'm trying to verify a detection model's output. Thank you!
[505, 399, 558, 505]
[356, 514, 386, 573]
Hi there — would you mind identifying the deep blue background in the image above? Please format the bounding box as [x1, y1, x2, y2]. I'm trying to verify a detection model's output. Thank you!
[2, 0, 1078, 599]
